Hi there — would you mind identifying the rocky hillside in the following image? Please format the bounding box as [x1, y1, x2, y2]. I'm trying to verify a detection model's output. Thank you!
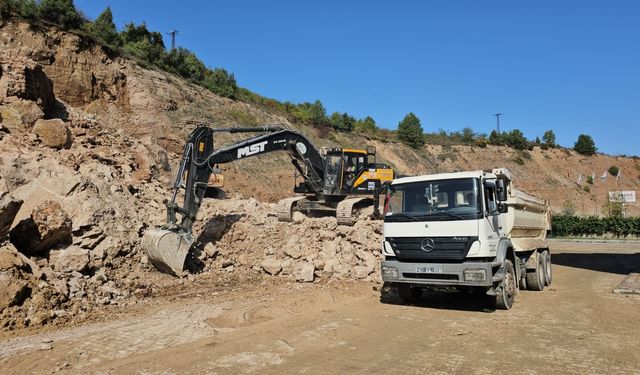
[3, 18, 639, 215]
[0, 18, 639, 332]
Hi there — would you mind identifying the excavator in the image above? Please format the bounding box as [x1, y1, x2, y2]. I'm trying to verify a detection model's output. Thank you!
[142, 125, 394, 275]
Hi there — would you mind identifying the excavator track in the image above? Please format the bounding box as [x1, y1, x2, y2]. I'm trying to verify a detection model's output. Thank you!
[336, 197, 370, 226]
[277, 196, 307, 222]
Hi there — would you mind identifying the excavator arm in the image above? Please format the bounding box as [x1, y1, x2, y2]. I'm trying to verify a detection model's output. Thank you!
[143, 125, 325, 275]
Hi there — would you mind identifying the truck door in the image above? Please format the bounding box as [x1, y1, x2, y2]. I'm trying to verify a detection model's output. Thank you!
[482, 182, 501, 255]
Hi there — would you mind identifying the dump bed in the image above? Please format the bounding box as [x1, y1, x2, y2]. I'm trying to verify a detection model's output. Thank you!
[503, 187, 551, 252]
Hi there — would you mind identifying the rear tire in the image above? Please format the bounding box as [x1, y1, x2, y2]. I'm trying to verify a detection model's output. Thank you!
[541, 250, 552, 286]
[526, 253, 545, 291]
[496, 260, 516, 310]
[397, 284, 422, 304]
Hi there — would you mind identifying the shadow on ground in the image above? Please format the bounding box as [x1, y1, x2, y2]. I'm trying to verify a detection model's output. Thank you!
[552, 252, 640, 275]
[380, 284, 496, 313]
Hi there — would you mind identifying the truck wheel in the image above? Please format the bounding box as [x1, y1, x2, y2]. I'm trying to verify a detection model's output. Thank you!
[496, 260, 516, 310]
[526, 253, 545, 291]
[397, 285, 422, 304]
[541, 250, 552, 286]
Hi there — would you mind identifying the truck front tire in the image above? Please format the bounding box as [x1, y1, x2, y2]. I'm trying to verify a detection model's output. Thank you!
[495, 260, 516, 310]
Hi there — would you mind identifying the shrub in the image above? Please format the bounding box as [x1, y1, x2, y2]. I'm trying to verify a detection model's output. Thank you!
[552, 215, 640, 237]
[397, 112, 424, 148]
[83, 6, 119, 45]
[202, 68, 237, 99]
[586, 175, 594, 184]
[561, 201, 576, 216]
[608, 165, 619, 177]
[542, 130, 556, 148]
[583, 185, 590, 193]
[39, 0, 82, 29]
[574, 134, 597, 155]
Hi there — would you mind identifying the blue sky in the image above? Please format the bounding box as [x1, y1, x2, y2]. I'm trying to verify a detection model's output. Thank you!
[75, 0, 640, 155]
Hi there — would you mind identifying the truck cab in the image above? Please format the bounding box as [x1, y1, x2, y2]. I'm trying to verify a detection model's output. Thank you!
[381, 168, 551, 310]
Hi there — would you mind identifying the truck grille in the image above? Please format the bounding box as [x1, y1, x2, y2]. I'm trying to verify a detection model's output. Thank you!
[386, 236, 477, 262]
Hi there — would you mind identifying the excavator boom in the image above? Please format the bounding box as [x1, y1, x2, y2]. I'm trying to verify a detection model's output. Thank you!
[142, 125, 326, 276]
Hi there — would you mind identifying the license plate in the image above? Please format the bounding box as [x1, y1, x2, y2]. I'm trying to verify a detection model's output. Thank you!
[416, 266, 442, 274]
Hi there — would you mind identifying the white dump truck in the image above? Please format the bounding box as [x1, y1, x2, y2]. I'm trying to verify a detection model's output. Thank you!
[380, 168, 551, 309]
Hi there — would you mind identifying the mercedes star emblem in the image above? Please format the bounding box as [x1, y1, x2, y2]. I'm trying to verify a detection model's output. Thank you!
[420, 238, 435, 253]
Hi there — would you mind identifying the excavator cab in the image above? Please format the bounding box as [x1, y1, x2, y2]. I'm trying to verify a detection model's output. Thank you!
[322, 147, 394, 198]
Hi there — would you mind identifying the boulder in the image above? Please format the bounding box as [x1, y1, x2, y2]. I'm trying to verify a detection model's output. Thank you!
[261, 257, 282, 275]
[0, 274, 29, 311]
[50, 246, 90, 273]
[0, 100, 44, 130]
[293, 262, 315, 282]
[0, 192, 22, 238]
[0, 244, 25, 272]
[9, 201, 72, 256]
[33, 119, 71, 149]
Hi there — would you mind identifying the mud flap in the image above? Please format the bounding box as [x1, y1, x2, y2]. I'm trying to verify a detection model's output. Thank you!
[141, 229, 194, 276]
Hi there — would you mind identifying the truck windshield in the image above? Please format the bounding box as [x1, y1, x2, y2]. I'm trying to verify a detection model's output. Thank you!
[385, 178, 482, 222]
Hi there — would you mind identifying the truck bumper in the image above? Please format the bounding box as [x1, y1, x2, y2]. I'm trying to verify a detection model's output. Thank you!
[381, 259, 494, 287]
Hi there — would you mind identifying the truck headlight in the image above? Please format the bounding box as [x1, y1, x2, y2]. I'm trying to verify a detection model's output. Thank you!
[382, 266, 399, 279]
[463, 269, 486, 282]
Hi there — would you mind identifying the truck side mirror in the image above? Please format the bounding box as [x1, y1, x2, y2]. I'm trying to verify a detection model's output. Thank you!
[496, 179, 508, 202]
[497, 203, 508, 213]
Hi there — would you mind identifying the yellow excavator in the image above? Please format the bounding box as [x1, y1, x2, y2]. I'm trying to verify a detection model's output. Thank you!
[142, 125, 394, 276]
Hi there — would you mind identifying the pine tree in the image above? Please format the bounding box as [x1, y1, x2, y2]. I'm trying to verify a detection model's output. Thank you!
[397, 113, 424, 148]
[574, 134, 597, 155]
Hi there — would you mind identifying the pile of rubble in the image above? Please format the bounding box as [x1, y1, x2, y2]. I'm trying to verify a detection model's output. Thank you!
[0, 54, 170, 330]
[0, 53, 384, 331]
[192, 199, 383, 283]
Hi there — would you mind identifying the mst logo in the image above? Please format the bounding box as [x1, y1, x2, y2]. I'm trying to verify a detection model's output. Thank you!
[237, 141, 268, 158]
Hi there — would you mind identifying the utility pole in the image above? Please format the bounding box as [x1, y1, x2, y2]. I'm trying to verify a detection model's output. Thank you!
[494, 113, 502, 133]
[167, 29, 179, 50]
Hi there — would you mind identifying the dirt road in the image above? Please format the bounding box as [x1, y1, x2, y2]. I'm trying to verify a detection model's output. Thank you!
[1, 240, 639, 374]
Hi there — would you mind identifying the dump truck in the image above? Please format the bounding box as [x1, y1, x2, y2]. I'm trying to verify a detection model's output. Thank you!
[380, 168, 551, 309]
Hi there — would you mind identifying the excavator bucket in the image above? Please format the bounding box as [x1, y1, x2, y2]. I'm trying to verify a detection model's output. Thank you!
[141, 229, 194, 276]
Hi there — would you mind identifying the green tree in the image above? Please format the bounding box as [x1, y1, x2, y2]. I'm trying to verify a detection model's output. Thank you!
[397, 112, 424, 148]
[461, 127, 475, 144]
[608, 165, 619, 177]
[163, 47, 206, 81]
[0, 0, 38, 19]
[542, 129, 556, 148]
[120, 22, 165, 63]
[202, 68, 238, 99]
[355, 116, 377, 133]
[307, 100, 328, 127]
[574, 134, 597, 155]
[85, 6, 119, 45]
[504, 129, 528, 150]
[39, 0, 82, 29]
[488, 130, 502, 145]
[329, 111, 356, 131]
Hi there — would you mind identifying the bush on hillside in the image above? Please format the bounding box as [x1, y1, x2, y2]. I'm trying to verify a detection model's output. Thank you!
[83, 6, 119, 46]
[542, 129, 556, 148]
[608, 165, 619, 177]
[39, 0, 82, 29]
